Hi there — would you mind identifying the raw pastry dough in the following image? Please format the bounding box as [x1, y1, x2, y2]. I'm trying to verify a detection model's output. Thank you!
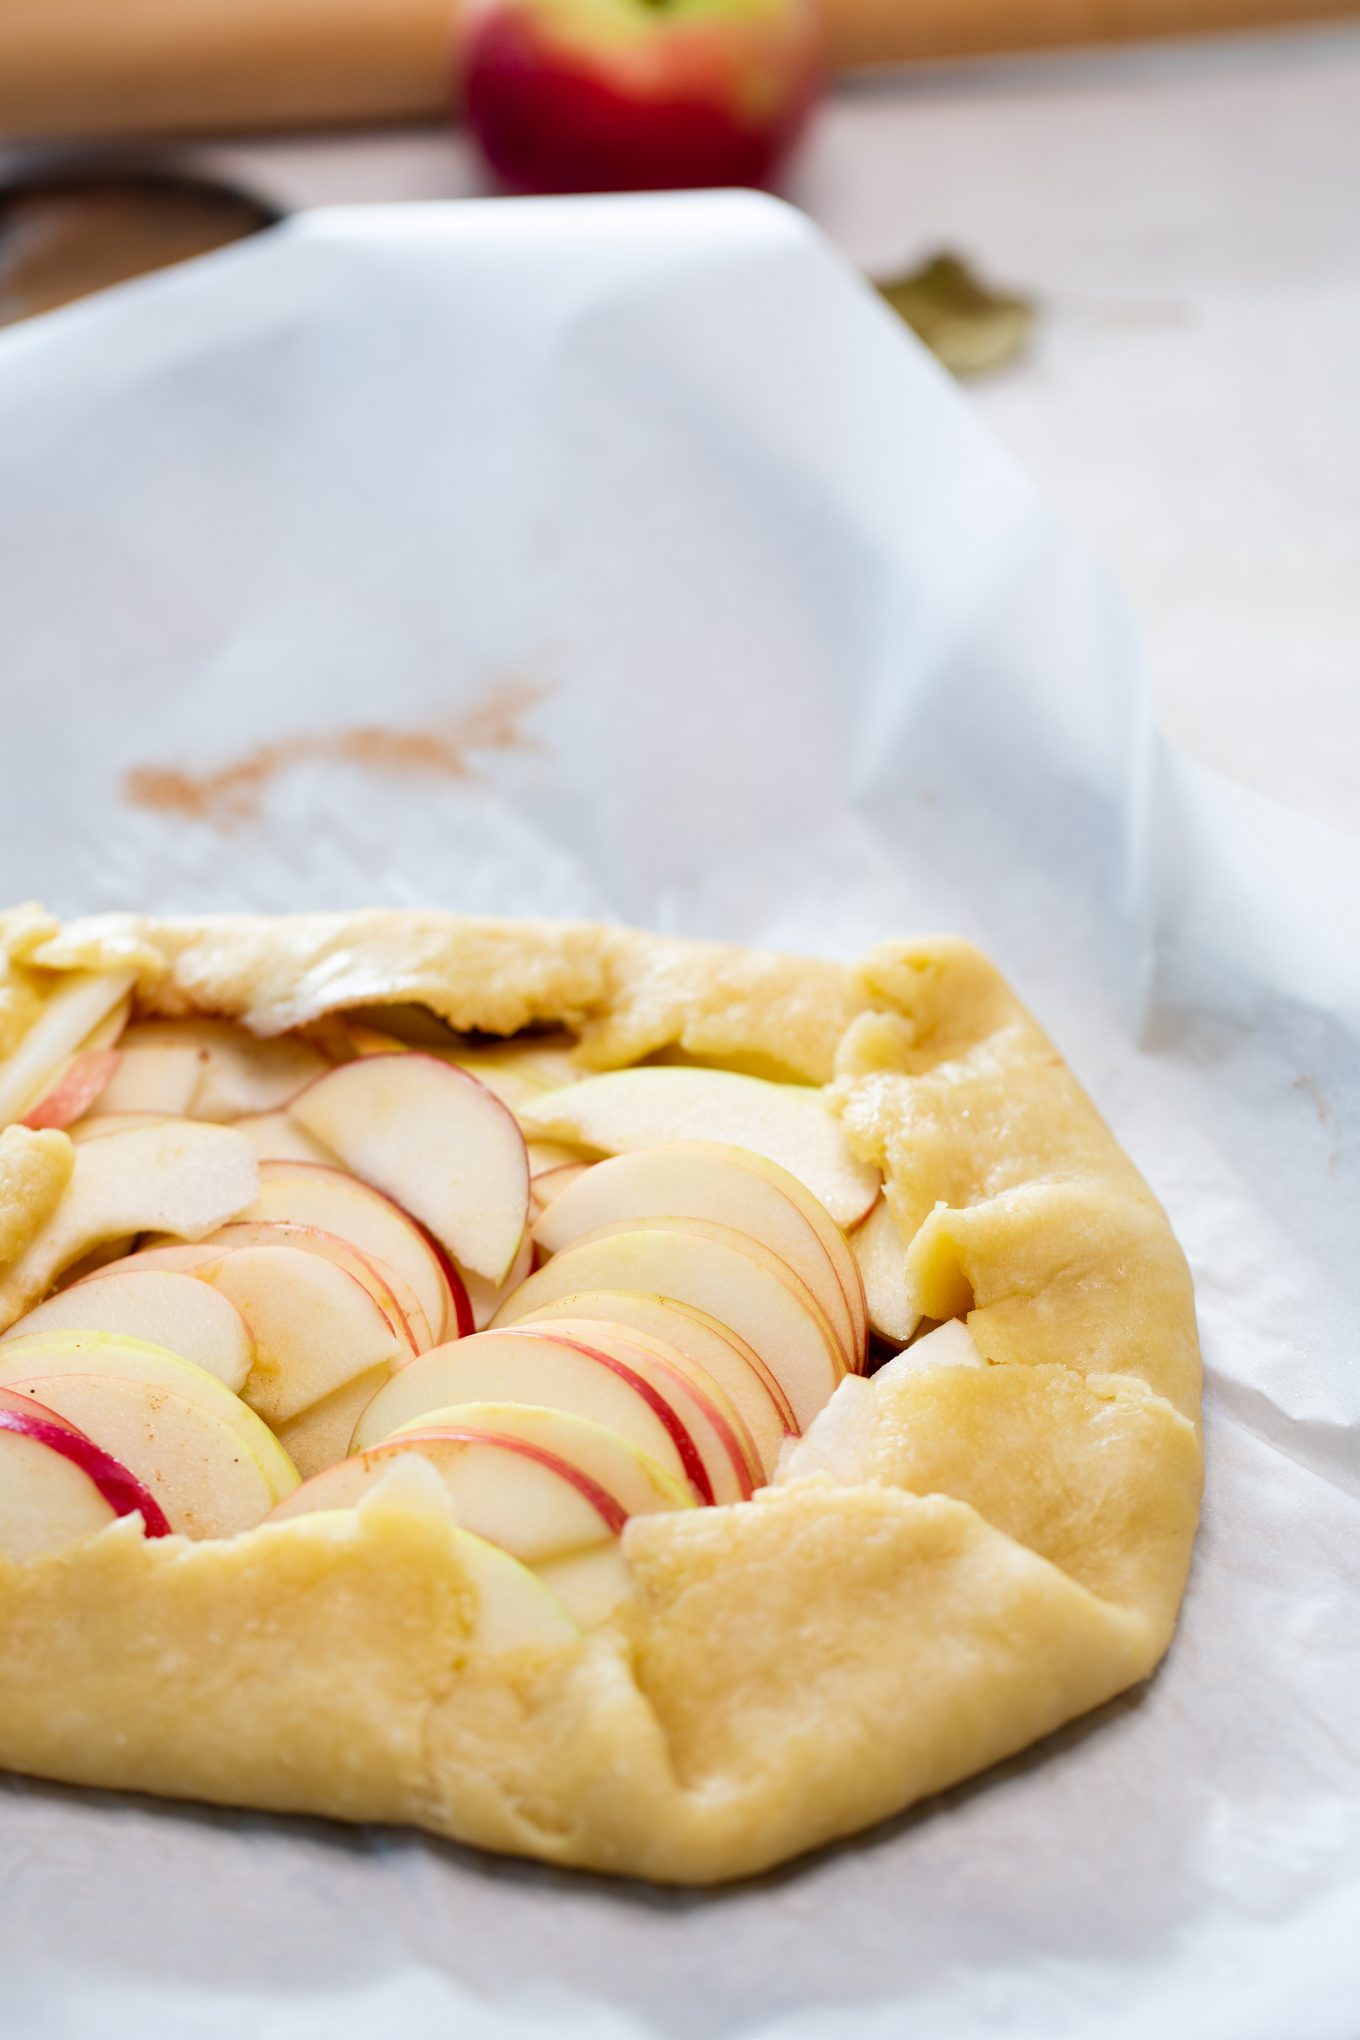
[0, 910, 1201, 1883]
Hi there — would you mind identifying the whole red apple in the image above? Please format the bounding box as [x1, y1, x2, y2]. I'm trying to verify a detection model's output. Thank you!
[456, 0, 823, 196]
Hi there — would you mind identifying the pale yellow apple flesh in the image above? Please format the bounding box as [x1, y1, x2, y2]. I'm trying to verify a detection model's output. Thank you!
[0, 967, 137, 1127]
[231, 1110, 336, 1165]
[534, 1143, 860, 1365]
[193, 1244, 407, 1432]
[519, 1066, 879, 1228]
[349, 1326, 713, 1499]
[288, 1054, 530, 1284]
[239, 1161, 453, 1342]
[3, 1266, 254, 1393]
[113, 1020, 327, 1120]
[94, 1040, 206, 1116]
[67, 1111, 171, 1142]
[0, 1120, 259, 1330]
[274, 1367, 390, 1482]
[456, 1230, 533, 1333]
[849, 1195, 919, 1346]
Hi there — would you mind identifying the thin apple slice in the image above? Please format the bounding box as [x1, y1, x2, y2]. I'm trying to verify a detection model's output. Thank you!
[0, 1120, 259, 1330]
[695, 1146, 868, 1365]
[2, 1370, 281, 1538]
[67, 1111, 171, 1142]
[597, 1214, 848, 1375]
[193, 1244, 408, 1442]
[0, 968, 138, 1128]
[382, 1402, 691, 1522]
[20, 1050, 122, 1131]
[457, 1230, 533, 1333]
[94, 1039, 207, 1115]
[238, 1160, 457, 1344]
[201, 1221, 427, 1355]
[533, 1143, 860, 1365]
[0, 1394, 171, 1555]
[0, 1331, 298, 1499]
[511, 1289, 795, 1472]
[491, 1224, 843, 1428]
[527, 1140, 589, 1175]
[274, 1368, 388, 1482]
[500, 1319, 760, 1500]
[850, 1195, 919, 1346]
[269, 1426, 622, 1553]
[113, 1020, 328, 1120]
[2, 1267, 254, 1393]
[232, 1111, 336, 1166]
[351, 1327, 717, 1502]
[530, 1162, 590, 1221]
[288, 1054, 529, 1284]
[519, 1067, 879, 1229]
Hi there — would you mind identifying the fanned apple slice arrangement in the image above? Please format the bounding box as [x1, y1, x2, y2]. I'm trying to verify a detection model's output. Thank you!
[0, 995, 924, 1640]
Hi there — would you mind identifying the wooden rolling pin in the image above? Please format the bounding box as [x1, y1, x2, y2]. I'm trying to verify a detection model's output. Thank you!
[0, 0, 1352, 138]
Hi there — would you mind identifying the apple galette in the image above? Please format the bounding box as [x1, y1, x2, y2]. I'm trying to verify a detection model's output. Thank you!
[0, 906, 1202, 1882]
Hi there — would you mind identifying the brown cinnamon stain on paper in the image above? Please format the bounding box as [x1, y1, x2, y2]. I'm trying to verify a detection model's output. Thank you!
[1293, 1072, 1342, 1176]
[123, 680, 547, 829]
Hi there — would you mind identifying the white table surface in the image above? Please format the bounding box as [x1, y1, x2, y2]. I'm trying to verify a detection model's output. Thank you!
[11, 21, 1360, 834]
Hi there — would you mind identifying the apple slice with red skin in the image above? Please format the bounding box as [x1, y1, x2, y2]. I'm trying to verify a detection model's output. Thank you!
[2, 1266, 254, 1393]
[491, 1222, 843, 1428]
[0, 968, 137, 1128]
[0, 1368, 286, 1538]
[0, 1119, 259, 1331]
[238, 1160, 461, 1343]
[493, 1318, 760, 1499]
[0, 1332, 298, 1497]
[271, 1401, 687, 1576]
[20, 1049, 122, 1131]
[533, 1142, 862, 1366]
[287, 1054, 529, 1285]
[510, 1289, 795, 1473]
[519, 1066, 878, 1230]
[200, 1221, 428, 1356]
[0, 1385, 172, 1553]
[377, 1402, 691, 1516]
[350, 1326, 727, 1503]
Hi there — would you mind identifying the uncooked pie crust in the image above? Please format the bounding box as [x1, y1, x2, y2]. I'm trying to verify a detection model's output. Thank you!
[0, 908, 1202, 1883]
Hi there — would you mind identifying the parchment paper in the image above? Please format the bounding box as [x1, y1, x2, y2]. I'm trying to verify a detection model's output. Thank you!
[0, 192, 1356, 2040]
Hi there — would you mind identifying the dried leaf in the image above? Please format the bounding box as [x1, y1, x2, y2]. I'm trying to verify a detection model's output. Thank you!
[875, 252, 1035, 377]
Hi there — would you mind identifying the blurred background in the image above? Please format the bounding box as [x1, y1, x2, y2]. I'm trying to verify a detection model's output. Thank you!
[0, 1, 1356, 833]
